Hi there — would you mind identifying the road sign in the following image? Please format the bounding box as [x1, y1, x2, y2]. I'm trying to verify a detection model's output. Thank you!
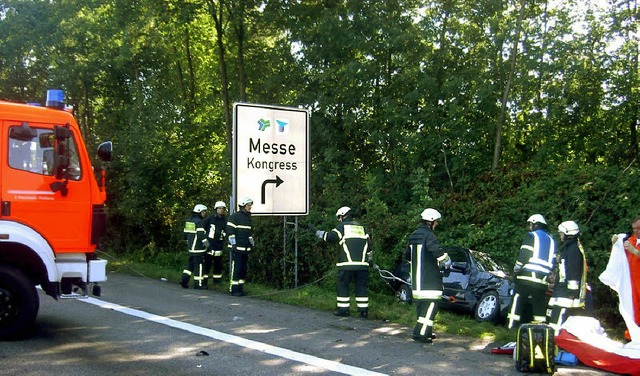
[233, 103, 309, 216]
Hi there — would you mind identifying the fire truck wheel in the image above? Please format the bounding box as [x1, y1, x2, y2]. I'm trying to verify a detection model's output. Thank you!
[0, 266, 39, 339]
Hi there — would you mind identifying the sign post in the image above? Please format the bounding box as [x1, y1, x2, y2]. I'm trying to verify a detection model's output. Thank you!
[232, 103, 309, 216]
[233, 103, 309, 288]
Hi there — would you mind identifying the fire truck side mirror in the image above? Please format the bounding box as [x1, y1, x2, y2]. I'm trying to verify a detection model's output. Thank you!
[97, 141, 112, 162]
[53, 124, 71, 140]
[54, 154, 70, 180]
[53, 124, 71, 180]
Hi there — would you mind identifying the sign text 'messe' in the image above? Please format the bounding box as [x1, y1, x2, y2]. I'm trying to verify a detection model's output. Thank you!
[247, 137, 297, 172]
[249, 137, 296, 155]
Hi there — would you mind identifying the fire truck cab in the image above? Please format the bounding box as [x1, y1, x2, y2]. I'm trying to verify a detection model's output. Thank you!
[0, 89, 112, 339]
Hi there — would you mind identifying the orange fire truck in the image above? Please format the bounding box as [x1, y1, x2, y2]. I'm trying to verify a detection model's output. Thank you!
[0, 89, 112, 339]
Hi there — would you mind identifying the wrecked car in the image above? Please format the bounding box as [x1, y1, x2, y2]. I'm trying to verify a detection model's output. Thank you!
[376, 246, 514, 324]
[440, 246, 514, 323]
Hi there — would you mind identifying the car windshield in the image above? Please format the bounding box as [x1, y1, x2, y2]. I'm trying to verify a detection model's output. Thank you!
[471, 251, 507, 274]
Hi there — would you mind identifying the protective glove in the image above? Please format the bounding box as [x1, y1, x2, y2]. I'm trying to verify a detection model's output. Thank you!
[315, 230, 326, 239]
[437, 255, 452, 270]
[305, 223, 318, 234]
[513, 262, 523, 274]
[202, 239, 210, 248]
[249, 236, 255, 246]
[365, 251, 373, 264]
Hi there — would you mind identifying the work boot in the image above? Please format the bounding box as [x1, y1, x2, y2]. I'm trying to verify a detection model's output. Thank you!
[180, 281, 189, 289]
[412, 335, 433, 344]
[359, 311, 368, 319]
[333, 309, 349, 317]
[231, 285, 243, 296]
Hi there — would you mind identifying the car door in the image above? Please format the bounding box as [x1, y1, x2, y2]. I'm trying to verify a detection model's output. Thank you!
[443, 247, 472, 301]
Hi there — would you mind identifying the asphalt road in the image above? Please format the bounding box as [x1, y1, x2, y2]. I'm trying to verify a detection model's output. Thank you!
[0, 272, 616, 375]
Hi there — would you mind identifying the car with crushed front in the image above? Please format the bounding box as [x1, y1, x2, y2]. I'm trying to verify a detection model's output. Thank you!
[379, 246, 514, 324]
[440, 246, 514, 323]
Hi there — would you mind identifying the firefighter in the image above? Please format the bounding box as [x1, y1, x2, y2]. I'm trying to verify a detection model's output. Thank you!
[180, 204, 209, 289]
[547, 221, 587, 334]
[203, 201, 227, 286]
[507, 214, 556, 329]
[406, 208, 451, 343]
[226, 197, 254, 296]
[315, 207, 372, 318]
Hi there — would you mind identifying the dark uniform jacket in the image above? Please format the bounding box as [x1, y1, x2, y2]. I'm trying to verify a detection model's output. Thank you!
[203, 214, 227, 250]
[226, 209, 254, 254]
[514, 229, 556, 286]
[322, 219, 371, 270]
[184, 213, 207, 253]
[405, 223, 450, 300]
[551, 237, 586, 308]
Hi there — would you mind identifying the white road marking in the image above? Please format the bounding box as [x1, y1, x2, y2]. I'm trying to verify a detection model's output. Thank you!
[82, 297, 387, 376]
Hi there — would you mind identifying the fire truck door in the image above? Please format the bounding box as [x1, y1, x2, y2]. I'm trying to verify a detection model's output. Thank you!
[2, 123, 90, 253]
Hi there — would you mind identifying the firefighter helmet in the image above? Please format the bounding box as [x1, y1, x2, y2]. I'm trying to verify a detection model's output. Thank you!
[336, 206, 351, 217]
[527, 214, 547, 225]
[558, 221, 580, 236]
[239, 197, 253, 206]
[214, 201, 226, 209]
[421, 208, 442, 222]
[193, 204, 207, 213]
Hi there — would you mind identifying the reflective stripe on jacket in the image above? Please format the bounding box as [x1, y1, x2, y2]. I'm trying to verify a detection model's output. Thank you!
[516, 229, 556, 285]
[550, 237, 587, 308]
[405, 223, 449, 300]
[204, 214, 227, 250]
[323, 220, 371, 269]
[226, 209, 253, 253]
[184, 214, 207, 253]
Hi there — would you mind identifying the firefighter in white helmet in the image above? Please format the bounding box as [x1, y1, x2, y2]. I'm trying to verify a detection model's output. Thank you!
[226, 197, 254, 296]
[405, 208, 451, 343]
[547, 221, 587, 334]
[314, 206, 372, 318]
[507, 214, 556, 329]
[180, 204, 209, 289]
[202, 201, 228, 286]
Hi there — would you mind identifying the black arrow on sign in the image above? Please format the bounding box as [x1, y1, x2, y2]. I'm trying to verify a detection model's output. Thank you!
[261, 175, 284, 204]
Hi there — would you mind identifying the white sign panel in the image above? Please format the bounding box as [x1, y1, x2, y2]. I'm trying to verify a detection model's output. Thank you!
[233, 103, 309, 216]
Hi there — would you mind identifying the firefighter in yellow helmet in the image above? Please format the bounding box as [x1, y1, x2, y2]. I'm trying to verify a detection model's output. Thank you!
[180, 204, 209, 289]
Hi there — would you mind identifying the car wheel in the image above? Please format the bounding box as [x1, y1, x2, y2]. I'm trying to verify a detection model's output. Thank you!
[396, 284, 412, 304]
[474, 290, 499, 322]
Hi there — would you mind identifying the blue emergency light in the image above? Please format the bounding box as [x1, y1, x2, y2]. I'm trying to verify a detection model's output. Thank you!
[46, 89, 64, 109]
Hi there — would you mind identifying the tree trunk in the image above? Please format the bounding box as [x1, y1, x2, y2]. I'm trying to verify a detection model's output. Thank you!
[492, 0, 527, 172]
[208, 0, 233, 163]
